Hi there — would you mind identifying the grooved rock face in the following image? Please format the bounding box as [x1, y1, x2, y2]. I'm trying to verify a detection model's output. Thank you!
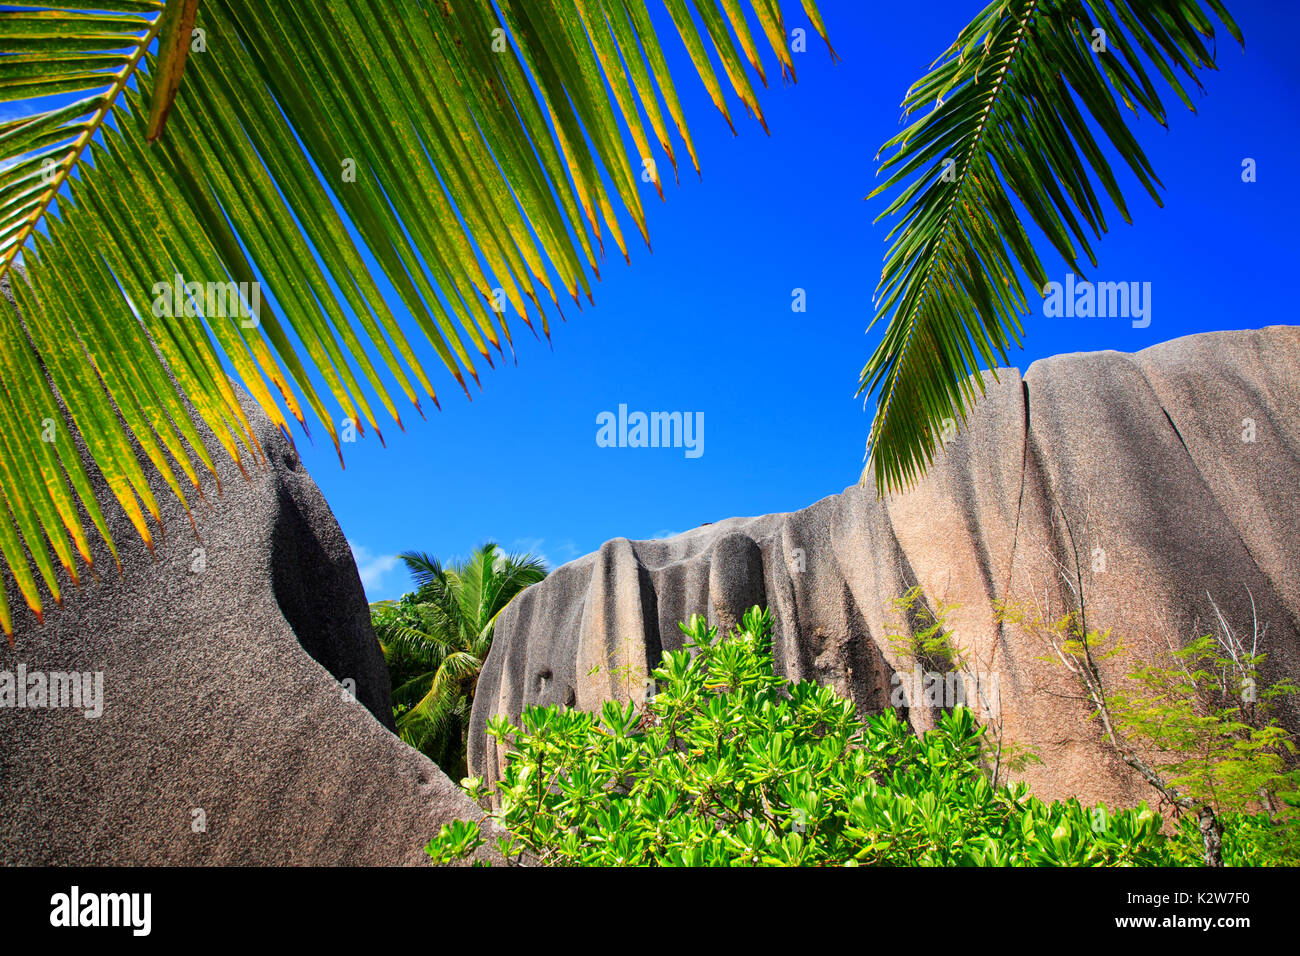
[470, 326, 1300, 809]
[0, 274, 484, 865]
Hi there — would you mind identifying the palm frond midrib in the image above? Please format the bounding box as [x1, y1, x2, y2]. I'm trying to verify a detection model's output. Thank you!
[867, 0, 1039, 444]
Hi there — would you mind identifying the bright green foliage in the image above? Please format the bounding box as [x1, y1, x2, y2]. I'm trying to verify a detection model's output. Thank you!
[424, 605, 1261, 867]
[1108, 634, 1299, 816]
[884, 584, 963, 669]
[1206, 806, 1300, 867]
[999, 598, 1300, 866]
[373, 542, 545, 778]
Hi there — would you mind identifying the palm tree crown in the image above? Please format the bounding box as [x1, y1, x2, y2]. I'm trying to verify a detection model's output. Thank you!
[372, 542, 546, 777]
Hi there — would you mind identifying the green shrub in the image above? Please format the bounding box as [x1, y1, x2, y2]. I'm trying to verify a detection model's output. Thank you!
[425, 605, 1293, 867]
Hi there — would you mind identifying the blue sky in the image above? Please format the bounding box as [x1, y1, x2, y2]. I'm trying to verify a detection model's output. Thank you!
[8, 3, 1298, 601]
[335, 0, 1300, 599]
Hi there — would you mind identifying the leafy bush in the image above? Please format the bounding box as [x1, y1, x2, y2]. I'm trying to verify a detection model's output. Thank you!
[425, 605, 1284, 866]
[1211, 806, 1300, 866]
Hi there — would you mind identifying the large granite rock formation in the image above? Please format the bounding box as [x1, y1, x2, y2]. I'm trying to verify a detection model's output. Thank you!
[0, 274, 484, 865]
[470, 326, 1300, 810]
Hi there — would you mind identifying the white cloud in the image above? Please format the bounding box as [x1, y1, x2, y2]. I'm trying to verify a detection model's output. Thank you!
[348, 540, 401, 596]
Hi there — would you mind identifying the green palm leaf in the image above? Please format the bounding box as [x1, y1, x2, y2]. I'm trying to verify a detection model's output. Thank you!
[858, 0, 1241, 496]
[0, 2, 202, 268]
[0, 0, 835, 640]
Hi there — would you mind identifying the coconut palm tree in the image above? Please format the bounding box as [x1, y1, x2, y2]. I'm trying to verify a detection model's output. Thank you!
[0, 1, 1242, 642]
[372, 542, 545, 776]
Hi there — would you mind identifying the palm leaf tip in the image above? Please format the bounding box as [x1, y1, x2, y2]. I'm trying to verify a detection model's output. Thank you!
[144, 0, 199, 141]
[859, 0, 1241, 498]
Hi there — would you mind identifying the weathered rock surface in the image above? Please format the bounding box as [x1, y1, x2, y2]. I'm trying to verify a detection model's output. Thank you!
[0, 274, 484, 865]
[471, 326, 1300, 810]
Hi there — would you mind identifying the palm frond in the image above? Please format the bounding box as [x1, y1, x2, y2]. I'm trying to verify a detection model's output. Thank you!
[399, 550, 466, 643]
[481, 551, 548, 638]
[404, 650, 481, 727]
[390, 669, 438, 709]
[375, 620, 454, 659]
[399, 550, 447, 593]
[455, 543, 498, 634]
[0, 1, 193, 274]
[0, 0, 835, 639]
[858, 0, 1240, 496]
[396, 698, 458, 757]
